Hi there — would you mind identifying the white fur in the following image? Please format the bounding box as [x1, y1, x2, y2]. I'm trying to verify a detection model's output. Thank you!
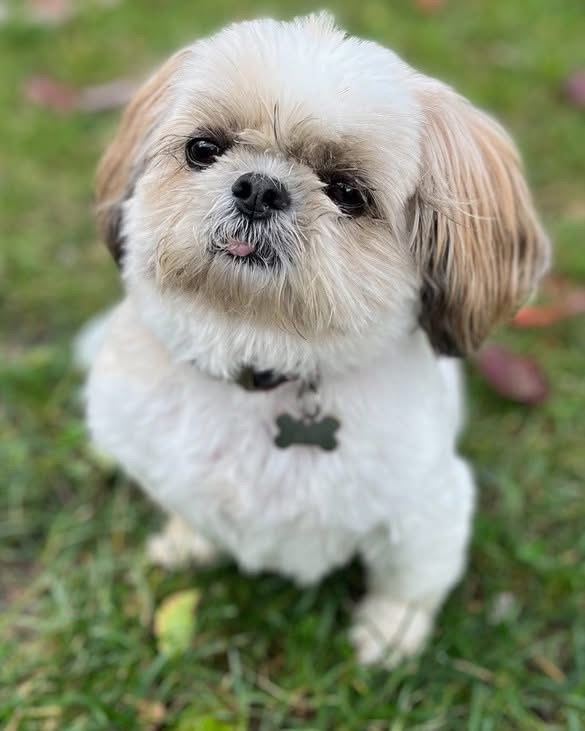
[85, 15, 490, 665]
[87, 296, 474, 664]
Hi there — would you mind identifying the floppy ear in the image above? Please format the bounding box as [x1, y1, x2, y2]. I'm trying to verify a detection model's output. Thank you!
[410, 82, 550, 356]
[95, 50, 190, 264]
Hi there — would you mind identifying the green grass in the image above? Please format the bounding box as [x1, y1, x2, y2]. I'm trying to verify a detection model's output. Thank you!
[1, 1, 585, 728]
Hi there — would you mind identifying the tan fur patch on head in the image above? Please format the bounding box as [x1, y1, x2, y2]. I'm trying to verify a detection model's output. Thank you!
[95, 49, 190, 263]
[411, 83, 551, 356]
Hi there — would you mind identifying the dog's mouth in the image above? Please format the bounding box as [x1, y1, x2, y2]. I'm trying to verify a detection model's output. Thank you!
[226, 238, 256, 258]
[211, 235, 282, 269]
[207, 212, 296, 271]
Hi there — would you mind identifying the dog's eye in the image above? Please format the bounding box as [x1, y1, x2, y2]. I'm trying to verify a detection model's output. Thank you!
[185, 137, 225, 168]
[324, 178, 369, 216]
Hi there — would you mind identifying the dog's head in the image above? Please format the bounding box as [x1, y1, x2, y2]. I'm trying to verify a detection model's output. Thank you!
[96, 13, 549, 358]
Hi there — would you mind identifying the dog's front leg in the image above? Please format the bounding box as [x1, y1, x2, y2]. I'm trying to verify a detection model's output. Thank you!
[351, 458, 475, 667]
[147, 514, 222, 570]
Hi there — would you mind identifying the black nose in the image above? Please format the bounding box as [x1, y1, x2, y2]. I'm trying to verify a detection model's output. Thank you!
[231, 173, 291, 219]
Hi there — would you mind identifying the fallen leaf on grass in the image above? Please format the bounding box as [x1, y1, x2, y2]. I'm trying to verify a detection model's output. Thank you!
[154, 589, 200, 657]
[562, 69, 585, 108]
[78, 78, 139, 111]
[23, 0, 120, 25]
[24, 75, 138, 112]
[26, 0, 73, 25]
[24, 75, 80, 111]
[413, 0, 446, 13]
[474, 345, 549, 404]
[512, 285, 585, 327]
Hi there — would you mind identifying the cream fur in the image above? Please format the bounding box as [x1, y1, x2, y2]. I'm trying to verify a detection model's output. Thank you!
[85, 13, 549, 666]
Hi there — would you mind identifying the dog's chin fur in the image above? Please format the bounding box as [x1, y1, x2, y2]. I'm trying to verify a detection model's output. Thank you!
[125, 277, 417, 381]
[87, 13, 550, 665]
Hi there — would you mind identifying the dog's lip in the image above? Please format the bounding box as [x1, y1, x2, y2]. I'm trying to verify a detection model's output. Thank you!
[226, 238, 256, 257]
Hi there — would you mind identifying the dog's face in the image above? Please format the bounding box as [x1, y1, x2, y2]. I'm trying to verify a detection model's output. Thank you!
[97, 13, 549, 357]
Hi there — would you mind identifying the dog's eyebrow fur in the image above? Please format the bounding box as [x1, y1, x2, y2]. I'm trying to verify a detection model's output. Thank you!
[194, 97, 367, 166]
[283, 124, 371, 179]
[170, 95, 377, 186]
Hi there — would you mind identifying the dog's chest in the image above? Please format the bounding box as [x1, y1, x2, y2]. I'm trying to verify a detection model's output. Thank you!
[90, 315, 454, 583]
[178, 433, 382, 583]
[150, 374, 433, 582]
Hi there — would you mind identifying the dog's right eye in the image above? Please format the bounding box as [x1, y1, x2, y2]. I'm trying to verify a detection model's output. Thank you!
[323, 175, 372, 217]
[185, 137, 225, 168]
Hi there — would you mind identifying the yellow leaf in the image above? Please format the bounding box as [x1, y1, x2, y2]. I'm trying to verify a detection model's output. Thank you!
[154, 589, 201, 657]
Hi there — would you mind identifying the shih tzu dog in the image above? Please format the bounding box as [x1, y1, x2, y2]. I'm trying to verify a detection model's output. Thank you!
[84, 13, 550, 666]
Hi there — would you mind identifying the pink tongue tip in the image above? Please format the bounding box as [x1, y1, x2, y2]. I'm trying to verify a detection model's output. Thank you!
[227, 239, 255, 257]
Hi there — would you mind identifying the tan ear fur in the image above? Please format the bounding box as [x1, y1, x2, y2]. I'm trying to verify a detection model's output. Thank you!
[410, 83, 550, 356]
[95, 50, 190, 263]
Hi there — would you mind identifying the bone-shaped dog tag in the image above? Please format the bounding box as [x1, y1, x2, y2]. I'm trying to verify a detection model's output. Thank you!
[274, 413, 340, 451]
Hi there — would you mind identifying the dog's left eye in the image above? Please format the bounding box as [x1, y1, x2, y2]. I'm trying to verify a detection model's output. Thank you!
[185, 137, 225, 168]
[324, 178, 370, 217]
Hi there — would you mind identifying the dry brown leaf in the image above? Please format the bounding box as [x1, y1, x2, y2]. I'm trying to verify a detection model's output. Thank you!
[79, 78, 139, 111]
[474, 345, 549, 404]
[26, 0, 73, 25]
[413, 0, 447, 14]
[562, 69, 585, 108]
[24, 75, 80, 111]
[24, 75, 137, 112]
[512, 276, 585, 327]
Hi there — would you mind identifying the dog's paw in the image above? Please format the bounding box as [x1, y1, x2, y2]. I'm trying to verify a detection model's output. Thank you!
[350, 595, 433, 667]
[146, 516, 219, 570]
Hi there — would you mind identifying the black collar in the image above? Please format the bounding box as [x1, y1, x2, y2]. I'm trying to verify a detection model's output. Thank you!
[235, 366, 295, 392]
[191, 358, 296, 392]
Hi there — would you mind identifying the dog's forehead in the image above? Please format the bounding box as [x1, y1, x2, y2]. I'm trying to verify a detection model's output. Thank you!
[178, 17, 420, 145]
